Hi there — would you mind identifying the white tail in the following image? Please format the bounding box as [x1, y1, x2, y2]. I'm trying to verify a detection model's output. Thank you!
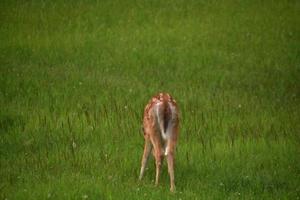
[139, 93, 179, 192]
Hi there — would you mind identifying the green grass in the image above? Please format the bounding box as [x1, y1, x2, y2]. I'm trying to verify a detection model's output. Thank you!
[1, 0, 300, 199]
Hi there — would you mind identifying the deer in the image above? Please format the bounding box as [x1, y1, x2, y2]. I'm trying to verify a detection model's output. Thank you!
[139, 93, 179, 192]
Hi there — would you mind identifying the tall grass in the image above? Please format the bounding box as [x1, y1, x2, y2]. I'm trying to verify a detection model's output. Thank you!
[0, 0, 299, 199]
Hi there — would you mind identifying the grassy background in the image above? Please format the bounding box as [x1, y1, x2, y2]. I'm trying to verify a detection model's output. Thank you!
[1, 0, 300, 199]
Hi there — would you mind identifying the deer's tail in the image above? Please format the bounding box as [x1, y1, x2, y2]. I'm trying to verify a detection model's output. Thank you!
[156, 100, 171, 140]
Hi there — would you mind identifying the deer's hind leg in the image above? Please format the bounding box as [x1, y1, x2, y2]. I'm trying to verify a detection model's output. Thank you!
[166, 140, 176, 192]
[166, 126, 178, 192]
[139, 138, 152, 180]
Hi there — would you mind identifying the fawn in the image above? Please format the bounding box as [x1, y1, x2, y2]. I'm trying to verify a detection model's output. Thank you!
[139, 93, 179, 192]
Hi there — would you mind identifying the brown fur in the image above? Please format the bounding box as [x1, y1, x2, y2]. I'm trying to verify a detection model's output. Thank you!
[139, 93, 179, 192]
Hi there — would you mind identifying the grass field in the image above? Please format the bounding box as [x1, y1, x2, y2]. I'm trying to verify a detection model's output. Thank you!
[1, 0, 300, 199]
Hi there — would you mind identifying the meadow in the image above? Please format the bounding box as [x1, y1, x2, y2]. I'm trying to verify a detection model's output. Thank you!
[0, 0, 299, 199]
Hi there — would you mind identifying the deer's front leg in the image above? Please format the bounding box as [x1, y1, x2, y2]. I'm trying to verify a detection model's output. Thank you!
[151, 134, 164, 186]
[154, 149, 164, 186]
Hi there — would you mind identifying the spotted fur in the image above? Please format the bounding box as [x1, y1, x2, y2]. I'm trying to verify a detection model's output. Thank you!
[139, 93, 179, 192]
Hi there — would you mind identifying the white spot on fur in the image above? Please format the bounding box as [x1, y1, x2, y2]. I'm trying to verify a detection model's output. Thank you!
[162, 132, 167, 140]
[165, 146, 169, 156]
